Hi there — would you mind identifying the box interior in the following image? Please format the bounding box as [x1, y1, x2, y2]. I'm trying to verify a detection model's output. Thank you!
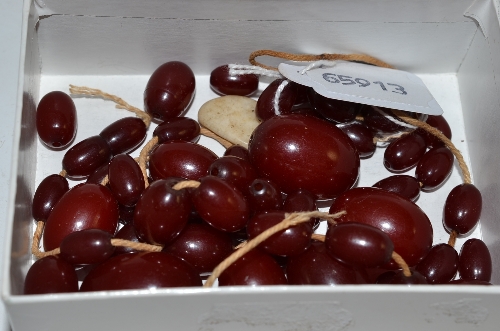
[4, 0, 500, 329]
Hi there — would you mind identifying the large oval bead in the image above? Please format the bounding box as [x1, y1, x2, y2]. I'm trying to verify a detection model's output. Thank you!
[443, 183, 482, 236]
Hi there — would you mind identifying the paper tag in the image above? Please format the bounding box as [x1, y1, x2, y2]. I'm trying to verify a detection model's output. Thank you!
[278, 62, 443, 115]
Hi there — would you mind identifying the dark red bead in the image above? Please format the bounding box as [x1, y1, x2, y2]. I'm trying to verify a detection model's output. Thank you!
[43, 183, 119, 251]
[99, 117, 147, 155]
[86, 162, 109, 185]
[309, 91, 361, 124]
[62, 135, 112, 179]
[247, 211, 313, 257]
[149, 142, 218, 181]
[223, 145, 250, 162]
[113, 223, 144, 255]
[443, 184, 482, 236]
[372, 175, 420, 202]
[415, 243, 458, 284]
[255, 79, 297, 121]
[36, 91, 77, 150]
[32, 174, 69, 222]
[389, 269, 428, 285]
[325, 222, 394, 268]
[363, 106, 406, 134]
[154, 117, 200, 144]
[247, 178, 283, 214]
[416, 115, 452, 148]
[330, 187, 432, 269]
[144, 61, 196, 121]
[163, 222, 233, 273]
[210, 65, 259, 96]
[133, 179, 191, 245]
[459, 239, 492, 282]
[338, 122, 376, 158]
[249, 114, 359, 199]
[208, 156, 258, 194]
[108, 154, 145, 207]
[384, 132, 427, 172]
[80, 252, 202, 291]
[192, 176, 249, 232]
[283, 189, 319, 229]
[60, 229, 115, 265]
[218, 249, 287, 286]
[415, 146, 454, 191]
[24, 256, 78, 294]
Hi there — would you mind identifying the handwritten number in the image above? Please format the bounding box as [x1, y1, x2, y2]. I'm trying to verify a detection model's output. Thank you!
[322, 73, 339, 84]
[387, 83, 407, 95]
[337, 75, 356, 85]
[355, 78, 370, 87]
[373, 81, 387, 91]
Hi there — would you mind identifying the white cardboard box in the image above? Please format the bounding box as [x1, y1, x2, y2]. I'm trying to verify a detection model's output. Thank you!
[3, 0, 500, 330]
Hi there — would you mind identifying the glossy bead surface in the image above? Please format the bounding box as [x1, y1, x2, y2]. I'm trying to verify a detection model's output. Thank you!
[247, 211, 313, 257]
[99, 117, 147, 155]
[144, 61, 196, 121]
[325, 222, 394, 268]
[149, 142, 218, 181]
[80, 252, 202, 291]
[338, 122, 376, 158]
[247, 178, 283, 214]
[108, 154, 145, 207]
[210, 65, 259, 96]
[389, 269, 428, 285]
[218, 249, 287, 286]
[459, 239, 492, 282]
[62, 135, 112, 179]
[44, 183, 119, 251]
[329, 187, 432, 269]
[24, 256, 78, 294]
[36, 91, 77, 149]
[113, 223, 144, 255]
[192, 176, 249, 232]
[208, 156, 257, 194]
[223, 145, 250, 162]
[287, 242, 367, 285]
[163, 222, 233, 273]
[86, 162, 109, 185]
[384, 132, 426, 172]
[309, 91, 360, 124]
[283, 189, 319, 229]
[372, 175, 420, 202]
[154, 117, 200, 143]
[60, 229, 115, 265]
[415, 243, 458, 284]
[32, 174, 69, 222]
[415, 146, 454, 191]
[255, 79, 296, 121]
[416, 115, 452, 148]
[248, 114, 359, 199]
[133, 179, 191, 245]
[443, 184, 482, 236]
[363, 106, 405, 133]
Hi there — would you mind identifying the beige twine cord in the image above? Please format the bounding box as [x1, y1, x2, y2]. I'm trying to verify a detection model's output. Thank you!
[200, 127, 234, 148]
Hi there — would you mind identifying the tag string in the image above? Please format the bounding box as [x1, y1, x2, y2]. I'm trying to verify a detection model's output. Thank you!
[248, 50, 395, 71]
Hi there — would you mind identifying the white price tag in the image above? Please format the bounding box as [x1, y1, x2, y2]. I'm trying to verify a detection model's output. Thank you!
[278, 62, 443, 115]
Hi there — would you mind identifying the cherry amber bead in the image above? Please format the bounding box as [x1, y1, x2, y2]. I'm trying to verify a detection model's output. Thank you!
[287, 242, 367, 285]
[80, 252, 202, 291]
[113, 223, 144, 255]
[415, 146, 454, 191]
[62, 135, 112, 179]
[247, 178, 283, 213]
[149, 142, 218, 181]
[363, 106, 405, 133]
[192, 176, 249, 232]
[416, 115, 452, 148]
[99, 117, 147, 155]
[153, 117, 200, 143]
[247, 211, 313, 257]
[144, 61, 196, 121]
[459, 239, 492, 282]
[330, 187, 432, 269]
[163, 222, 233, 273]
[283, 189, 319, 229]
[325, 222, 394, 268]
[44, 183, 119, 251]
[223, 145, 250, 161]
[255, 79, 297, 121]
[218, 249, 287, 286]
[372, 175, 420, 202]
[443, 183, 482, 236]
[86, 162, 109, 185]
[60, 229, 115, 265]
[210, 65, 259, 96]
[248, 114, 359, 199]
[24, 256, 78, 294]
[338, 122, 376, 158]
[208, 156, 257, 194]
[36, 91, 77, 149]
[309, 91, 360, 124]
[134, 179, 191, 245]
[108, 154, 145, 207]
[389, 269, 428, 285]
[384, 132, 426, 172]
[32, 174, 69, 222]
[415, 243, 458, 284]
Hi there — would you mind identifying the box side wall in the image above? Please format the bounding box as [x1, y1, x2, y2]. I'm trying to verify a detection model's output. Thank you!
[39, 0, 474, 22]
[457, 1, 500, 284]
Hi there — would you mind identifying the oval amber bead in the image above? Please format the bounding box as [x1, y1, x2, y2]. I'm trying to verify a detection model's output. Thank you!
[415, 146, 454, 191]
[210, 65, 259, 96]
[443, 183, 482, 236]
